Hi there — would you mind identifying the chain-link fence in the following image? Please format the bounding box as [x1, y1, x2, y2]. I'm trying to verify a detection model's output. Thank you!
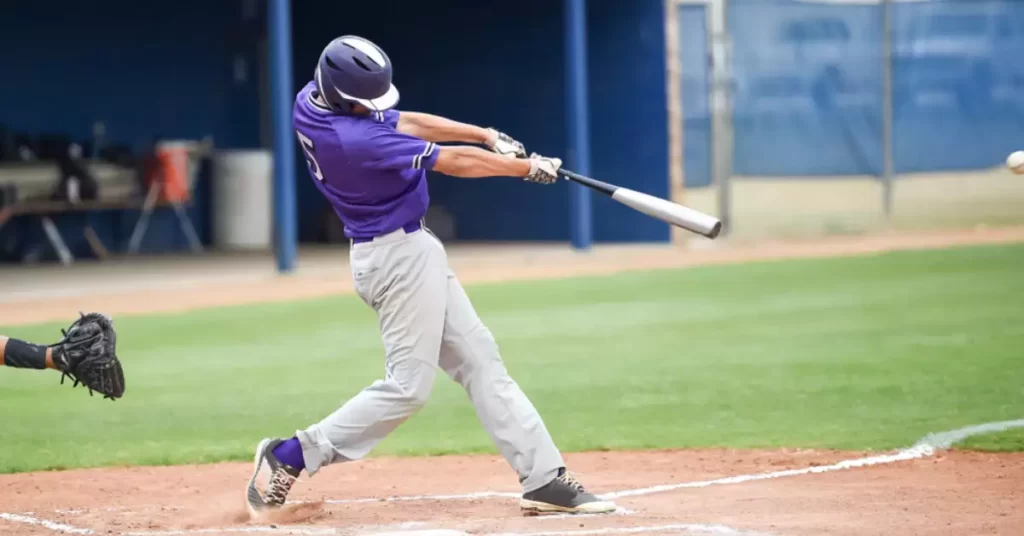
[675, 0, 1024, 240]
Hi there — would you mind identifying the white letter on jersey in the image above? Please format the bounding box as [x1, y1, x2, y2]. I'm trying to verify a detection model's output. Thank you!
[296, 131, 323, 181]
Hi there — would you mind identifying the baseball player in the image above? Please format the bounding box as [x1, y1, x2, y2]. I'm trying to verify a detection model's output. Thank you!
[246, 35, 616, 516]
[0, 313, 125, 400]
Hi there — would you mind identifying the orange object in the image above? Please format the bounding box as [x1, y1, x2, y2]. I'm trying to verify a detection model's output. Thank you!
[147, 141, 192, 202]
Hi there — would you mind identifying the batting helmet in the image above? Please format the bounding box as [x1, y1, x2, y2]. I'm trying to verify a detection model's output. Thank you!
[315, 36, 399, 113]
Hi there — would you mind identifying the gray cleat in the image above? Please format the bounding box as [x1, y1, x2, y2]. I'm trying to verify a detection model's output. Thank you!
[520, 468, 617, 514]
[246, 438, 301, 515]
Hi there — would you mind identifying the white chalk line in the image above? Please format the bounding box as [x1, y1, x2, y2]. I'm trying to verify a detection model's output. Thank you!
[322, 490, 518, 505]
[609, 418, 1024, 500]
[487, 524, 772, 536]
[122, 523, 765, 536]
[121, 527, 339, 536]
[121, 524, 478, 536]
[7, 418, 1024, 536]
[0, 513, 94, 534]
[914, 418, 1024, 449]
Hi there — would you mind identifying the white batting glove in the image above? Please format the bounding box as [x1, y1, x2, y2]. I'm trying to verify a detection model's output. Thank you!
[486, 128, 527, 158]
[525, 153, 562, 185]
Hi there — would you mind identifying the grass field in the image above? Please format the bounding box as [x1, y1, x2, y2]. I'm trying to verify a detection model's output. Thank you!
[955, 428, 1024, 452]
[2, 243, 1023, 474]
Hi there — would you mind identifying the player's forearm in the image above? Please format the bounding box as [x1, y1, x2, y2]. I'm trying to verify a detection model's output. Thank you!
[0, 336, 55, 369]
[433, 146, 530, 178]
[397, 112, 490, 144]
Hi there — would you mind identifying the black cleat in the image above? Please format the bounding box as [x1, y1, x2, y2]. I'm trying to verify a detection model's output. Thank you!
[520, 468, 617, 514]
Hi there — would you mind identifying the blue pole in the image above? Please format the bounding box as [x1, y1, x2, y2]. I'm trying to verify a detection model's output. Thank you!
[564, 0, 592, 250]
[269, 0, 297, 273]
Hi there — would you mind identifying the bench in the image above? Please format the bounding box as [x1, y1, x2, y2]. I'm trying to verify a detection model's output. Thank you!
[0, 150, 206, 265]
[0, 196, 203, 265]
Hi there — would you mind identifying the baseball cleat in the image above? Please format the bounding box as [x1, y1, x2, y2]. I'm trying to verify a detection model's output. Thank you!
[246, 438, 301, 515]
[520, 469, 617, 514]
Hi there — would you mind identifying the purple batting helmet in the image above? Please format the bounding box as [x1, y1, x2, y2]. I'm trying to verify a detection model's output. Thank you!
[315, 35, 399, 113]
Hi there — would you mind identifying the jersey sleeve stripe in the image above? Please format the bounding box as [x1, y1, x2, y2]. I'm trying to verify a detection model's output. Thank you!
[413, 142, 436, 170]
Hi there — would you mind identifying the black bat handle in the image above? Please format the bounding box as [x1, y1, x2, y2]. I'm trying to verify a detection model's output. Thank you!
[558, 168, 617, 197]
[517, 153, 617, 197]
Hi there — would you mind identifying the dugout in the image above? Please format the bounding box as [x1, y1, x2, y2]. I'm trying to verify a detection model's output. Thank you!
[0, 0, 672, 266]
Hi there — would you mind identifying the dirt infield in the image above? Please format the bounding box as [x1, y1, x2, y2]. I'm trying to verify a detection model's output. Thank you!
[2, 226, 1023, 535]
[1, 448, 1022, 535]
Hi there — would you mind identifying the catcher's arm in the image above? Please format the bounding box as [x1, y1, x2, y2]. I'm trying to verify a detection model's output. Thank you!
[1, 313, 126, 400]
[0, 336, 57, 369]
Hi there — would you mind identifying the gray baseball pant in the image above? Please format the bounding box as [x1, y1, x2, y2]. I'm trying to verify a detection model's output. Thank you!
[296, 227, 564, 492]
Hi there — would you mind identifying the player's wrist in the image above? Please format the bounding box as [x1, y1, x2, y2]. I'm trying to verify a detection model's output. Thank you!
[517, 158, 534, 177]
[1, 337, 49, 369]
[482, 127, 499, 147]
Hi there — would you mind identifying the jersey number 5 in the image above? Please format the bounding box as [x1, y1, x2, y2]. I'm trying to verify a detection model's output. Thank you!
[296, 131, 323, 181]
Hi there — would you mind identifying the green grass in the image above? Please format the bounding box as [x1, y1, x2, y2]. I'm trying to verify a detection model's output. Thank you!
[2, 243, 1023, 473]
[956, 429, 1024, 452]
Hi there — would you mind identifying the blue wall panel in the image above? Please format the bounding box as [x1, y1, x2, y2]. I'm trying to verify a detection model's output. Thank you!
[728, 0, 1024, 177]
[588, 0, 670, 242]
[677, 4, 712, 189]
[0, 1, 259, 150]
[891, 0, 1024, 173]
[729, 0, 885, 177]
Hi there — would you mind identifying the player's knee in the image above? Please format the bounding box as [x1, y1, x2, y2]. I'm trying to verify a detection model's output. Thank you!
[401, 379, 433, 407]
[394, 366, 435, 407]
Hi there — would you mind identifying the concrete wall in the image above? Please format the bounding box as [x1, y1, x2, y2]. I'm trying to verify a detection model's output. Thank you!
[683, 169, 1024, 240]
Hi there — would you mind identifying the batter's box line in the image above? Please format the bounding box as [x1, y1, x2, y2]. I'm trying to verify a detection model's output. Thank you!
[321, 491, 518, 505]
[487, 523, 774, 536]
[316, 493, 635, 515]
[120, 510, 640, 536]
[0, 513, 93, 535]
[123, 524, 771, 536]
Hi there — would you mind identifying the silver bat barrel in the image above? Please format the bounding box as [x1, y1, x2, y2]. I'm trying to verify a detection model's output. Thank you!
[611, 188, 722, 238]
[558, 169, 723, 239]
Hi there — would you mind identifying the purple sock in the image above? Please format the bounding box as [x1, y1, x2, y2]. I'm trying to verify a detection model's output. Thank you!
[272, 437, 305, 471]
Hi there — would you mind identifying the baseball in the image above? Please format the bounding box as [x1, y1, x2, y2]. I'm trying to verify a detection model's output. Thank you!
[1007, 151, 1024, 174]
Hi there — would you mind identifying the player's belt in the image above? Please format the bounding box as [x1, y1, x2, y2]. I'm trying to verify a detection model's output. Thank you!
[350, 220, 423, 244]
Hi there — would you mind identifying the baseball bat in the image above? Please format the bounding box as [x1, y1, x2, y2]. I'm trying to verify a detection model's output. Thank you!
[558, 169, 723, 239]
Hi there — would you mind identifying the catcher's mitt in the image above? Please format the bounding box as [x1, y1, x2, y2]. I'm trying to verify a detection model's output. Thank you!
[51, 312, 125, 400]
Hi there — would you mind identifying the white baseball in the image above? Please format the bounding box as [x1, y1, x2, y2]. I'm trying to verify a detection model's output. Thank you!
[1007, 151, 1024, 174]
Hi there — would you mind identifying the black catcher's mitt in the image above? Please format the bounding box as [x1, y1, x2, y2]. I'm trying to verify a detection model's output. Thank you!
[51, 312, 125, 400]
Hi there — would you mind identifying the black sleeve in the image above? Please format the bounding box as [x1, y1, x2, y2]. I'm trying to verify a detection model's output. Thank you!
[3, 338, 48, 369]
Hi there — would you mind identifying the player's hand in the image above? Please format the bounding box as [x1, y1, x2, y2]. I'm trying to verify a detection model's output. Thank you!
[486, 128, 527, 159]
[524, 153, 562, 185]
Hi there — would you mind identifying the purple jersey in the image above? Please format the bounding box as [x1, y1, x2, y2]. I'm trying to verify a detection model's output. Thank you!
[292, 81, 439, 239]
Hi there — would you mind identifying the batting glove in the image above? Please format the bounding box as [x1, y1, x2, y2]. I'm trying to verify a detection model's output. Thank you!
[525, 153, 562, 185]
[486, 128, 527, 158]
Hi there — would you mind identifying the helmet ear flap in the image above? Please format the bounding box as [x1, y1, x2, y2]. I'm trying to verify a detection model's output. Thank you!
[314, 66, 327, 100]
[314, 65, 345, 112]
